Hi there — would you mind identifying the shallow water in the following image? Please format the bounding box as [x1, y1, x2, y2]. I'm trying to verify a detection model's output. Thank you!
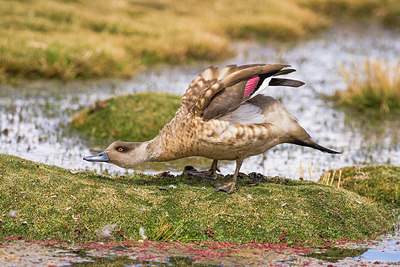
[0, 23, 399, 179]
[353, 231, 400, 263]
[1, 234, 399, 266]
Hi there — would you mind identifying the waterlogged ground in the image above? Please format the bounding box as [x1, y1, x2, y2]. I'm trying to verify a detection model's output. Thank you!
[1, 23, 400, 265]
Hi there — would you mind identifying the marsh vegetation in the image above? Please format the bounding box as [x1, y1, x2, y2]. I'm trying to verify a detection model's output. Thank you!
[1, 0, 400, 80]
[332, 58, 400, 114]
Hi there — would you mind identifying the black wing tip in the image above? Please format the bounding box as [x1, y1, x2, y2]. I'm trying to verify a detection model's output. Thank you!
[269, 78, 305, 87]
[291, 80, 305, 87]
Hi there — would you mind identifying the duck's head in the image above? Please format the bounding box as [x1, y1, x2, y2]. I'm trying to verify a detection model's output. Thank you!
[83, 140, 149, 168]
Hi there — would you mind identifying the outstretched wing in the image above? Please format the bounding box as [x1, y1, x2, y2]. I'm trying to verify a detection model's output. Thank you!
[180, 64, 264, 112]
[182, 64, 304, 120]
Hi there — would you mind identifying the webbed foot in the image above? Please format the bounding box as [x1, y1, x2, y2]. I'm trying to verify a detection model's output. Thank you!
[215, 181, 237, 194]
[183, 166, 218, 181]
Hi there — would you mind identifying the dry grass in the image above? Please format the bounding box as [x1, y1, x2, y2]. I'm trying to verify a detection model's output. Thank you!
[320, 169, 343, 188]
[297, 160, 319, 181]
[334, 58, 400, 113]
[1, 0, 399, 81]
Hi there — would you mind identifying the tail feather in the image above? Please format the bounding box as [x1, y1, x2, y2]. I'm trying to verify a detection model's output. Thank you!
[293, 139, 341, 154]
[269, 78, 305, 87]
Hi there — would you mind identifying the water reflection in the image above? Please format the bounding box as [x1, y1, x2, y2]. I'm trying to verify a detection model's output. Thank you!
[305, 247, 368, 263]
[72, 255, 211, 267]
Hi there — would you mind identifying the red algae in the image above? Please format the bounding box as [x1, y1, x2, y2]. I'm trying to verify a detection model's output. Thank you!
[1, 235, 398, 266]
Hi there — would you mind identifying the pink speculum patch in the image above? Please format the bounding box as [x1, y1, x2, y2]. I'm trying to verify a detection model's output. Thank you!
[244, 76, 260, 98]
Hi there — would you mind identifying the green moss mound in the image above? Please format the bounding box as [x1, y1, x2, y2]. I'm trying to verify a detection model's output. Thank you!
[71, 92, 181, 142]
[0, 154, 392, 245]
[322, 165, 400, 208]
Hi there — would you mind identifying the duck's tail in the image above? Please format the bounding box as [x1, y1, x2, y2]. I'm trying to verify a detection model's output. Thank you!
[293, 139, 341, 154]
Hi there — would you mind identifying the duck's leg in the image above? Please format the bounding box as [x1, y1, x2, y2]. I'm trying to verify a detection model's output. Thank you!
[184, 160, 219, 180]
[215, 158, 243, 194]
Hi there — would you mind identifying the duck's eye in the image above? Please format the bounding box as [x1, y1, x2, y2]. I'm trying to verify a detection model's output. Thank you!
[117, 147, 124, 152]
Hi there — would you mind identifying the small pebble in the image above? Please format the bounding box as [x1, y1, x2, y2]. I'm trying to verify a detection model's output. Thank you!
[139, 227, 147, 240]
[8, 210, 17, 218]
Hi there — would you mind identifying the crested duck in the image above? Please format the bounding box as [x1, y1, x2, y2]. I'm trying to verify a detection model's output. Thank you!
[84, 64, 340, 193]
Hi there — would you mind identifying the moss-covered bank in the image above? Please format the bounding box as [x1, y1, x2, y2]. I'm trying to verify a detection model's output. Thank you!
[0, 154, 392, 245]
[71, 92, 181, 142]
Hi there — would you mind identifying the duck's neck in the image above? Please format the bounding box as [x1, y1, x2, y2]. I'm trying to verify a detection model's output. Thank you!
[125, 141, 154, 167]
[144, 136, 171, 162]
[144, 109, 194, 163]
[146, 129, 190, 162]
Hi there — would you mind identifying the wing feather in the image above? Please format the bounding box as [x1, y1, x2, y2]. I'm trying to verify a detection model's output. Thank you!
[219, 103, 265, 125]
[180, 64, 304, 121]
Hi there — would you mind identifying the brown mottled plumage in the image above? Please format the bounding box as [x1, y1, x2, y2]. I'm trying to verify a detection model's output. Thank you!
[84, 64, 340, 194]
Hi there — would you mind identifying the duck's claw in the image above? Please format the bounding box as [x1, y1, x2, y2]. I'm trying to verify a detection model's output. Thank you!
[183, 166, 218, 181]
[215, 181, 236, 194]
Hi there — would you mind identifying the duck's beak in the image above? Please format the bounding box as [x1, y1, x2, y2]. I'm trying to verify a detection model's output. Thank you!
[83, 151, 109, 162]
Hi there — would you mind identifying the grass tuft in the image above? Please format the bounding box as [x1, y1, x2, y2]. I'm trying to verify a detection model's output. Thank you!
[332, 58, 400, 113]
[146, 215, 184, 242]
